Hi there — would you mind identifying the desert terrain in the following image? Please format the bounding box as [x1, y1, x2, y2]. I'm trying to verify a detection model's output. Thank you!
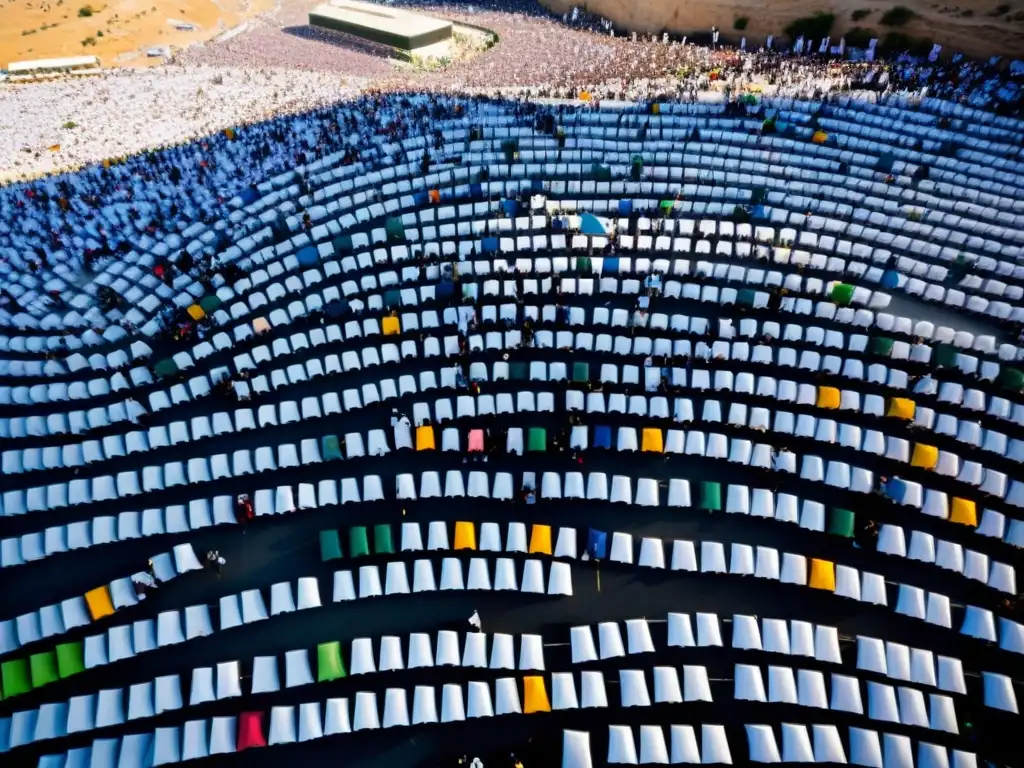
[0, 0, 276, 67]
[541, 0, 1024, 59]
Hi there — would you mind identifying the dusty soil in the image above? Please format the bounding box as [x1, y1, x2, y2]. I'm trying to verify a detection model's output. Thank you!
[1, 0, 276, 67]
[541, 0, 1024, 59]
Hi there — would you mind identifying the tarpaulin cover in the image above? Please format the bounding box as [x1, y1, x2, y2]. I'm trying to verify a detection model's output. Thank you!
[482, 237, 499, 253]
[349, 527, 370, 558]
[385, 217, 405, 239]
[700, 481, 722, 511]
[529, 525, 553, 554]
[573, 362, 590, 382]
[382, 316, 400, 336]
[886, 398, 915, 420]
[604, 257, 620, 273]
[384, 289, 401, 308]
[237, 711, 267, 750]
[871, 337, 894, 356]
[618, 200, 634, 216]
[56, 642, 85, 678]
[910, 444, 938, 469]
[296, 246, 319, 267]
[1, 659, 32, 697]
[322, 435, 342, 461]
[416, 425, 435, 451]
[828, 509, 855, 538]
[320, 530, 343, 561]
[30, 651, 59, 688]
[950, 498, 977, 527]
[85, 585, 115, 620]
[594, 425, 612, 449]
[523, 676, 552, 713]
[587, 529, 608, 559]
[333, 234, 353, 253]
[881, 270, 900, 289]
[809, 559, 836, 591]
[373, 524, 394, 555]
[318, 641, 347, 681]
[642, 428, 664, 453]
[153, 359, 179, 378]
[580, 213, 612, 236]
[528, 428, 547, 452]
[817, 387, 840, 409]
[831, 283, 854, 305]
[187, 304, 206, 321]
[454, 521, 477, 550]
[200, 295, 223, 314]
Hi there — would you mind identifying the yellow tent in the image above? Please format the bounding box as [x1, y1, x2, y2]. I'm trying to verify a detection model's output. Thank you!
[579, 91, 591, 102]
[454, 521, 476, 550]
[910, 444, 938, 469]
[641, 428, 664, 453]
[382, 316, 400, 336]
[186, 304, 206, 321]
[529, 524, 552, 555]
[887, 398, 915, 419]
[812, 130, 828, 144]
[950, 498, 977, 527]
[808, 559, 836, 591]
[816, 386, 840, 410]
[85, 586, 115, 621]
[415, 425, 435, 451]
[523, 676, 551, 713]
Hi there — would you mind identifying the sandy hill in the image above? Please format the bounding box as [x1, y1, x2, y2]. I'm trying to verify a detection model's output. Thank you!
[1, 0, 274, 68]
[542, 0, 1024, 59]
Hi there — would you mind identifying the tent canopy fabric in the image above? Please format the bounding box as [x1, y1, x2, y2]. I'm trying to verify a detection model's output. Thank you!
[588, 529, 608, 559]
[56, 641, 85, 678]
[349, 527, 370, 558]
[529, 524, 553, 555]
[523, 676, 551, 713]
[700, 482, 722, 512]
[950, 498, 977, 526]
[382, 316, 400, 336]
[817, 387, 840, 409]
[641, 428, 664, 453]
[85, 585, 115, 620]
[831, 283, 854, 305]
[911, 444, 938, 469]
[416, 426, 435, 451]
[322, 435, 343, 461]
[153, 358, 179, 378]
[320, 530, 343, 561]
[373, 524, 394, 555]
[296, 245, 319, 266]
[828, 508, 855, 538]
[317, 641, 346, 682]
[528, 428, 547, 452]
[30, 651, 59, 688]
[871, 337, 894, 357]
[237, 711, 267, 750]
[572, 362, 590, 382]
[594, 426, 612, 449]
[1, 659, 32, 697]
[887, 398, 915, 420]
[809, 559, 836, 591]
[455, 521, 477, 550]
[579, 213, 613, 236]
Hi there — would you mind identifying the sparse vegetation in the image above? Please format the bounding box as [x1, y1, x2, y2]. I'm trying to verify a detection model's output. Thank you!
[21, 28, 37, 36]
[845, 27, 876, 48]
[77, 4, 94, 17]
[881, 31, 914, 50]
[784, 12, 835, 40]
[62, 121, 78, 130]
[96, 30, 103, 37]
[81, 35, 96, 46]
[851, 8, 872, 20]
[733, 16, 748, 30]
[959, 8, 973, 15]
[993, 3, 1011, 14]
[880, 6, 916, 25]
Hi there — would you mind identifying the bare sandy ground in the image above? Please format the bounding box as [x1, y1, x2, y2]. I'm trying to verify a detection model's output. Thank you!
[1, 0, 276, 67]
[541, 0, 1024, 59]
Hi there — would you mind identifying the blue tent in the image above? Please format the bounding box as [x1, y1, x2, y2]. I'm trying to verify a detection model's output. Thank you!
[881, 270, 900, 289]
[296, 246, 319, 267]
[470, 183, 483, 198]
[603, 257, 620, 274]
[618, 200, 633, 216]
[413, 191, 430, 206]
[482, 237, 499, 254]
[587, 529, 608, 559]
[883, 478, 906, 503]
[502, 199, 519, 217]
[594, 425, 612, 449]
[325, 299, 348, 318]
[530, 178, 544, 193]
[579, 213, 611, 236]
[240, 188, 259, 205]
[552, 217, 566, 232]
[436, 281, 454, 300]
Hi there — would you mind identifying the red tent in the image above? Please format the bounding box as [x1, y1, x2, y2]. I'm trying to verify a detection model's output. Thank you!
[237, 711, 266, 750]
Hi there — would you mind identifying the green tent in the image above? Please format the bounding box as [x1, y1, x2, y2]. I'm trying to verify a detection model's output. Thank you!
[576, 256, 593, 274]
[501, 138, 519, 161]
[998, 367, 1024, 390]
[322, 435, 343, 461]
[55, 642, 85, 679]
[30, 651, 59, 688]
[320, 530, 343, 562]
[527, 428, 547, 452]
[462, 284, 476, 300]
[736, 288, 756, 308]
[591, 163, 611, 181]
[373, 524, 394, 555]
[385, 217, 405, 239]
[384, 289, 402, 308]
[1, 659, 32, 698]
[870, 337, 894, 357]
[699, 481, 722, 512]
[932, 343, 957, 368]
[572, 361, 590, 383]
[831, 283, 854, 306]
[349, 527, 370, 559]
[333, 234, 353, 254]
[828, 508, 856, 538]
[510, 362, 528, 381]
[199, 295, 223, 315]
[153, 358, 179, 378]
[659, 200, 675, 213]
[630, 155, 644, 182]
[317, 641, 347, 682]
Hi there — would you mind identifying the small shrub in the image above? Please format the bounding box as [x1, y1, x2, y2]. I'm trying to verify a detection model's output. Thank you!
[881, 31, 913, 50]
[880, 6, 916, 25]
[21, 28, 37, 35]
[81, 35, 96, 46]
[62, 120, 77, 129]
[733, 16, 748, 30]
[960, 8, 973, 15]
[77, 4, 94, 16]
[993, 3, 1011, 14]
[851, 8, 872, 20]
[784, 12, 835, 40]
[845, 26, 876, 48]
[96, 30, 103, 36]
